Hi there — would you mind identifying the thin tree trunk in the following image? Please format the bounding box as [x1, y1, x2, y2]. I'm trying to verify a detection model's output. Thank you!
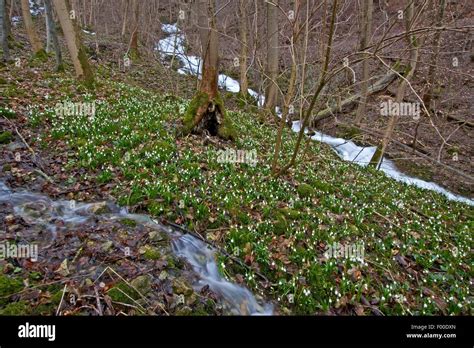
[264, 0, 279, 113]
[129, 0, 139, 59]
[354, 0, 373, 125]
[0, 0, 10, 61]
[44, 0, 63, 71]
[121, 0, 129, 39]
[52, 0, 94, 87]
[272, 0, 301, 173]
[278, 0, 338, 175]
[369, 1, 419, 167]
[21, 0, 45, 55]
[238, 0, 249, 97]
[426, 0, 446, 110]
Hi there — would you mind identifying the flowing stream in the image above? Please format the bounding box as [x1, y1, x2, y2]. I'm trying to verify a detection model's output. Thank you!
[156, 23, 473, 206]
[0, 181, 272, 315]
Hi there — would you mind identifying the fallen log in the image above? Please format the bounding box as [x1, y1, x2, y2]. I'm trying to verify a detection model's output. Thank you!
[447, 114, 474, 128]
[311, 71, 399, 125]
[335, 121, 474, 183]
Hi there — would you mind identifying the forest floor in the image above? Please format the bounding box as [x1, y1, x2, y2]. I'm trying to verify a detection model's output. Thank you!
[1, 38, 473, 316]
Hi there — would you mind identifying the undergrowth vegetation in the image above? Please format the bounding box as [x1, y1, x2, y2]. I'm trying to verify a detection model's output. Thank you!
[26, 77, 473, 315]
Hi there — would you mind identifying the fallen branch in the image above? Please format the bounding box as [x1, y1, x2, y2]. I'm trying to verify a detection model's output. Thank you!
[447, 114, 474, 128]
[335, 121, 474, 183]
[311, 72, 399, 125]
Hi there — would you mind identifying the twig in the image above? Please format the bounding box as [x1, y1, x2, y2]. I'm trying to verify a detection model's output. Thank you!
[94, 286, 103, 316]
[55, 284, 68, 316]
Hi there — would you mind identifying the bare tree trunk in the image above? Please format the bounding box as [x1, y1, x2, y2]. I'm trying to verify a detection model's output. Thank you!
[4, 0, 10, 40]
[129, 0, 139, 59]
[425, 0, 446, 110]
[272, 0, 301, 173]
[278, 0, 338, 175]
[21, 0, 45, 55]
[0, 0, 10, 61]
[369, 1, 419, 167]
[354, 0, 373, 125]
[264, 0, 279, 113]
[238, 0, 249, 97]
[44, 0, 63, 71]
[181, 0, 235, 140]
[121, 0, 129, 39]
[52, 0, 94, 87]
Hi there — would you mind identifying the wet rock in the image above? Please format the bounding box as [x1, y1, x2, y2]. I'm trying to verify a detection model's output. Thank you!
[6, 142, 25, 152]
[108, 274, 152, 304]
[4, 215, 15, 224]
[148, 231, 165, 242]
[101, 241, 114, 252]
[130, 275, 152, 296]
[139, 245, 161, 260]
[88, 202, 111, 214]
[158, 270, 168, 281]
[175, 305, 193, 315]
[172, 278, 193, 296]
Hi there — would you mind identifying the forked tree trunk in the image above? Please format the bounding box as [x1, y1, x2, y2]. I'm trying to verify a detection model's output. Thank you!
[354, 0, 373, 125]
[369, 1, 419, 167]
[264, 0, 279, 113]
[0, 0, 9, 61]
[44, 0, 63, 71]
[52, 0, 94, 87]
[181, 0, 235, 140]
[20, 0, 45, 55]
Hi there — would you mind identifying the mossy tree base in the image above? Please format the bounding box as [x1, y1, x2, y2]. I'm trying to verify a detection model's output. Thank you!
[181, 91, 236, 140]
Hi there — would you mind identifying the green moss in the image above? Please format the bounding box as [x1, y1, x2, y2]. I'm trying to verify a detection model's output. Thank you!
[215, 92, 236, 141]
[274, 213, 288, 235]
[217, 115, 237, 140]
[0, 301, 30, 315]
[120, 218, 137, 227]
[0, 275, 23, 306]
[0, 131, 13, 144]
[297, 183, 315, 198]
[33, 49, 48, 62]
[181, 92, 209, 135]
[77, 45, 95, 89]
[180, 92, 236, 140]
[108, 275, 152, 305]
[2, 164, 12, 172]
[278, 208, 301, 220]
[140, 245, 161, 260]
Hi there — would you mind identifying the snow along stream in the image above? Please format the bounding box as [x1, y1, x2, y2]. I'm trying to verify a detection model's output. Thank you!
[0, 181, 272, 315]
[156, 23, 473, 206]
